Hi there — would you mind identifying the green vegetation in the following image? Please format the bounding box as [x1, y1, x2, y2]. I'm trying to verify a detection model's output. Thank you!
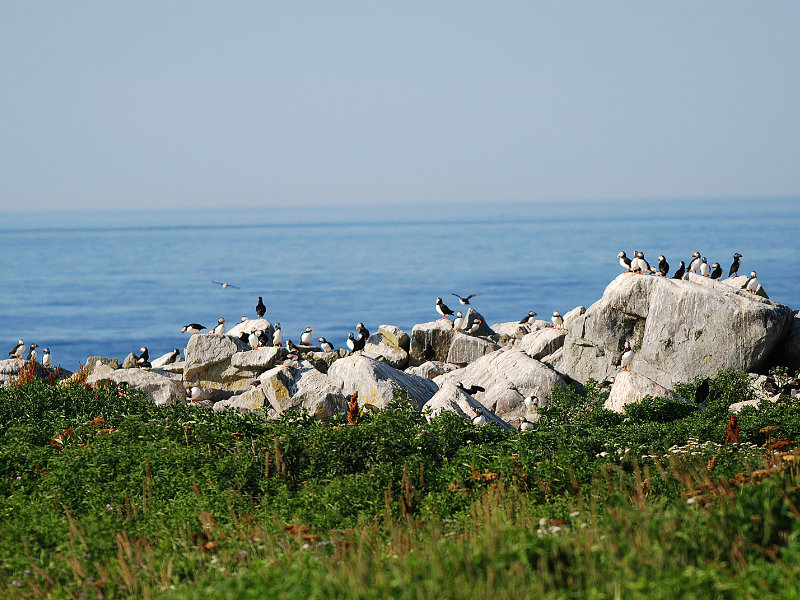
[2, 370, 800, 598]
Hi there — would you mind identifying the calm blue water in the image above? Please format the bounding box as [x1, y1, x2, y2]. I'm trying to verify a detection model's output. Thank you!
[2, 198, 798, 371]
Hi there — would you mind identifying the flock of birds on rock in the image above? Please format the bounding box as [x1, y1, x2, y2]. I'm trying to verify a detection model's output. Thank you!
[7, 340, 51, 367]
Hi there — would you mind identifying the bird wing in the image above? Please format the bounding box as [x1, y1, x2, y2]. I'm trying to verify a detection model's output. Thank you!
[466, 293, 482, 300]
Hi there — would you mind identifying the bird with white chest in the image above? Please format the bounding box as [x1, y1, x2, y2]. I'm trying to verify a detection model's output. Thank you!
[8, 339, 24, 360]
[27, 343, 39, 362]
[699, 257, 710, 277]
[688, 252, 702, 273]
[552, 311, 563, 329]
[213, 318, 226, 335]
[619, 341, 634, 372]
[273, 323, 283, 347]
[453, 312, 464, 332]
[300, 327, 314, 345]
[435, 297, 455, 320]
[42, 348, 52, 368]
[745, 271, 760, 294]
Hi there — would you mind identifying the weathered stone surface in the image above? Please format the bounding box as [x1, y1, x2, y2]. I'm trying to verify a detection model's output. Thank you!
[461, 308, 494, 337]
[490, 322, 531, 344]
[519, 328, 567, 360]
[183, 333, 250, 401]
[563, 306, 586, 328]
[213, 387, 266, 415]
[226, 318, 274, 343]
[769, 310, 800, 372]
[603, 371, 690, 414]
[422, 382, 513, 430]
[122, 353, 138, 369]
[446, 333, 500, 366]
[721, 275, 768, 298]
[0, 359, 73, 387]
[363, 333, 409, 370]
[86, 356, 119, 370]
[86, 363, 186, 406]
[151, 351, 183, 369]
[378, 324, 410, 352]
[328, 354, 439, 410]
[409, 320, 455, 366]
[434, 348, 567, 421]
[560, 273, 793, 388]
[405, 361, 460, 379]
[230, 346, 288, 370]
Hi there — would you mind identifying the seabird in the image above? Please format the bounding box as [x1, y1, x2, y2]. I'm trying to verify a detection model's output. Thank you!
[435, 297, 455, 319]
[452, 293, 482, 305]
[710, 263, 722, 280]
[282, 353, 301, 369]
[519, 311, 538, 325]
[656, 256, 669, 277]
[273, 323, 283, 347]
[346, 332, 356, 352]
[471, 407, 487, 426]
[165, 349, 180, 364]
[456, 382, 485, 395]
[256, 296, 266, 318]
[729, 253, 742, 278]
[763, 376, 779, 396]
[552, 311, 563, 329]
[465, 319, 483, 336]
[617, 251, 632, 272]
[356, 323, 370, 340]
[213, 318, 226, 335]
[42, 348, 52, 368]
[248, 330, 260, 350]
[636, 251, 651, 274]
[453, 312, 464, 332]
[318, 337, 334, 354]
[212, 281, 240, 289]
[695, 378, 711, 404]
[619, 341, 634, 372]
[423, 341, 436, 362]
[27, 343, 39, 362]
[745, 271, 759, 294]
[518, 417, 535, 432]
[237, 332, 250, 344]
[598, 377, 615, 389]
[672, 261, 686, 279]
[630, 251, 642, 274]
[300, 327, 314, 345]
[353, 332, 366, 352]
[699, 257, 710, 277]
[137, 347, 151, 369]
[8, 339, 24, 360]
[688, 252, 702, 273]
[181, 323, 206, 335]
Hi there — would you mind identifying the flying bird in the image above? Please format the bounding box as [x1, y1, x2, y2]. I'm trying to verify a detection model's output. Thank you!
[452, 293, 482, 305]
[181, 323, 206, 334]
[212, 281, 240, 289]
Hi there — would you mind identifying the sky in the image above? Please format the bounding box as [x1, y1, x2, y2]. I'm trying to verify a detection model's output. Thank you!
[1, 0, 799, 213]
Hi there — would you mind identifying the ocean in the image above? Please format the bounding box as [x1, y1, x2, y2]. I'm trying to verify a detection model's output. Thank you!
[2, 198, 798, 372]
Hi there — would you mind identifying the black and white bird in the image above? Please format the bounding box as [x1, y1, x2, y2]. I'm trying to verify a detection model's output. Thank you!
[656, 256, 669, 277]
[9, 339, 25, 360]
[619, 341, 634, 372]
[213, 317, 226, 335]
[164, 349, 181, 364]
[423, 341, 436, 362]
[464, 319, 483, 336]
[286, 339, 300, 353]
[672, 261, 686, 280]
[518, 416, 535, 432]
[729, 253, 742, 278]
[181, 323, 206, 335]
[41, 348, 52, 368]
[212, 281, 240, 289]
[710, 262, 722, 280]
[699, 257, 710, 277]
[456, 382, 485, 395]
[453, 312, 464, 332]
[27, 343, 39, 362]
[353, 331, 366, 351]
[273, 323, 283, 347]
[318, 337, 334, 354]
[356, 323, 370, 340]
[282, 353, 301, 369]
[435, 297, 455, 319]
[688, 252, 702, 273]
[552, 311, 563, 329]
[617, 251, 632, 272]
[452, 293, 482, 305]
[471, 407, 487, 426]
[137, 347, 151, 369]
[598, 377, 615, 389]
[248, 330, 261, 350]
[636, 251, 651, 274]
[256, 296, 266, 318]
[300, 327, 314, 345]
[519, 311, 538, 325]
[745, 271, 759, 294]
[523, 395, 537, 414]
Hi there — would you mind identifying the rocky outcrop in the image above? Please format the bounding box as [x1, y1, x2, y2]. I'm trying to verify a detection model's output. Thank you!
[405, 361, 459, 379]
[226, 318, 274, 344]
[446, 333, 500, 366]
[409, 320, 455, 366]
[363, 327, 410, 370]
[230, 346, 288, 370]
[183, 333, 250, 401]
[519, 328, 567, 360]
[86, 363, 185, 406]
[328, 354, 439, 409]
[460, 308, 494, 337]
[768, 310, 800, 372]
[377, 325, 410, 352]
[603, 371, 689, 414]
[422, 382, 513, 430]
[0, 359, 73, 387]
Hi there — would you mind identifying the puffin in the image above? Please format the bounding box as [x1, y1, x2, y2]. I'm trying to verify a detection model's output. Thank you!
[212, 281, 240, 289]
[273, 323, 283, 347]
[619, 341, 634, 371]
[699, 257, 710, 277]
[695, 378, 711, 404]
[672, 261, 686, 280]
[519, 311, 538, 325]
[27, 343, 39, 362]
[353, 332, 366, 352]
[465, 319, 483, 336]
[617, 251, 632, 272]
[137, 347, 151, 369]
[710, 263, 722, 280]
[518, 417, 535, 432]
[181, 323, 206, 335]
[318, 337, 334, 354]
[423, 341, 436, 362]
[456, 382, 485, 395]
[248, 330, 260, 350]
[636, 251, 651, 274]
[237, 332, 250, 344]
[213, 317, 226, 335]
[41, 347, 52, 368]
[346, 332, 356, 352]
[630, 251, 641, 273]
[8, 339, 24, 360]
[256, 296, 266, 318]
[729, 253, 742, 277]
[598, 377, 615, 389]
[240, 316, 249, 322]
[256, 329, 270, 347]
[188, 386, 203, 403]
[164, 349, 181, 364]
[688, 252, 702, 273]
[435, 297, 455, 320]
[282, 353, 301, 369]
[356, 323, 370, 340]
[452, 293, 482, 305]
[471, 407, 487, 426]
[745, 271, 759, 294]
[300, 327, 314, 345]
[552, 311, 563, 329]
[453, 312, 464, 332]
[656, 256, 669, 277]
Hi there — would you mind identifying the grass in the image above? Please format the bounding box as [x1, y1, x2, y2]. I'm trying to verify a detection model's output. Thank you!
[1, 370, 800, 598]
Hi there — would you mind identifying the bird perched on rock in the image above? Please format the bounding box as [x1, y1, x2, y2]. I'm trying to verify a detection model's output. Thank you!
[347, 391, 359, 425]
[164, 349, 181, 364]
[273, 323, 283, 347]
[137, 347, 151, 368]
[472, 407, 487, 426]
[745, 271, 759, 294]
[456, 382, 485, 395]
[213, 318, 226, 335]
[181, 323, 206, 335]
[699, 257, 710, 277]
[688, 252, 702, 273]
[282, 353, 301, 369]
[318, 337, 333, 354]
[464, 319, 483, 336]
[518, 416, 535, 432]
[523, 395, 537, 414]
[423, 340, 436, 362]
[452, 292, 482, 305]
[453, 312, 464, 332]
[256, 296, 266, 318]
[729, 253, 742, 277]
[356, 323, 370, 340]
[695, 378, 710, 404]
[672, 261, 686, 279]
[552, 311, 563, 329]
[598, 377, 615, 389]
[300, 327, 314, 345]
[248, 330, 261, 350]
[8, 339, 24, 360]
[212, 281, 240, 289]
[286, 339, 300, 353]
[619, 341, 634, 371]
[435, 297, 455, 320]
[347, 332, 365, 352]
[346, 332, 356, 352]
[635, 251, 651, 274]
[42, 347, 52, 368]
[617, 251, 632, 272]
[27, 343, 39, 362]
[656, 256, 669, 277]
[710, 263, 722, 280]
[519, 311, 538, 325]
[237, 332, 250, 344]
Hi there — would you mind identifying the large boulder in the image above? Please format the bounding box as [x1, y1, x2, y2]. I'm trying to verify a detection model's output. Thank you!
[86, 363, 186, 406]
[422, 382, 513, 431]
[560, 273, 793, 388]
[230, 346, 288, 370]
[378, 325, 410, 352]
[446, 333, 500, 366]
[0, 359, 73, 387]
[226, 318, 274, 344]
[409, 320, 456, 366]
[768, 310, 800, 372]
[150, 350, 183, 370]
[603, 371, 690, 414]
[434, 348, 567, 422]
[328, 354, 439, 410]
[404, 361, 460, 379]
[183, 333, 250, 401]
[363, 332, 409, 370]
[519, 328, 567, 360]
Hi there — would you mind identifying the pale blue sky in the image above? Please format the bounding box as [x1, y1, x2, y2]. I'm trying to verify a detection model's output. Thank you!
[2, 0, 798, 212]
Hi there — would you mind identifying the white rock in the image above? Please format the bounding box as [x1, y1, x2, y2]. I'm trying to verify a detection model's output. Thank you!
[86, 363, 186, 406]
[363, 333, 409, 370]
[409, 320, 456, 366]
[603, 371, 690, 414]
[422, 382, 513, 430]
[230, 346, 288, 370]
[519, 328, 567, 360]
[405, 361, 460, 379]
[446, 333, 500, 366]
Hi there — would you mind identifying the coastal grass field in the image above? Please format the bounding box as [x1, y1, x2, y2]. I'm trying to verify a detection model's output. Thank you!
[2, 367, 800, 598]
